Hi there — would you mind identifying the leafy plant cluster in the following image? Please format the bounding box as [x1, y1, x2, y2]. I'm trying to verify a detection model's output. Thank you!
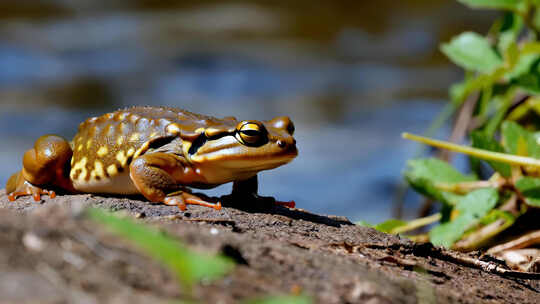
[404, 122, 540, 250]
[375, 0, 540, 253]
[443, 0, 540, 134]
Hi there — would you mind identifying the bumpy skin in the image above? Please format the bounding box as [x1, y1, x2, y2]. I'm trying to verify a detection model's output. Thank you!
[7, 106, 297, 210]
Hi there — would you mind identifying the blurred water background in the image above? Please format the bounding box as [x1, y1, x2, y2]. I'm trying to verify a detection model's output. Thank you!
[0, 0, 497, 222]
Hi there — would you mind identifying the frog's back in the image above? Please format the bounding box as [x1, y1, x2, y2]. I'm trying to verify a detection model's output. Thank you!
[69, 106, 236, 194]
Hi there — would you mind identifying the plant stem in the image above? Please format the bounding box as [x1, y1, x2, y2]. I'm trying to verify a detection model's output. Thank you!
[487, 230, 540, 254]
[402, 132, 540, 168]
[454, 218, 513, 251]
[391, 213, 442, 234]
[435, 175, 507, 194]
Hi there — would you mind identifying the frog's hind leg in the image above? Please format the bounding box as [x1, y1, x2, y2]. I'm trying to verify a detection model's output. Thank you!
[129, 152, 221, 211]
[7, 135, 73, 201]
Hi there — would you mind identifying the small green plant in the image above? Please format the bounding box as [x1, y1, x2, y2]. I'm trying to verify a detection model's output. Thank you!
[399, 124, 540, 251]
[393, 123, 540, 252]
[439, 0, 540, 134]
[243, 295, 312, 304]
[88, 208, 235, 290]
[89, 208, 312, 303]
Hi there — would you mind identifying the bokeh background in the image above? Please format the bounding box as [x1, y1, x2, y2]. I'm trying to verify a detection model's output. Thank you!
[0, 0, 497, 222]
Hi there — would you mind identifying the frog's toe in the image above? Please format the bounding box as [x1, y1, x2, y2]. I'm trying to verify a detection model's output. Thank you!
[7, 181, 55, 202]
[163, 195, 187, 211]
[275, 200, 295, 208]
[164, 191, 221, 211]
[183, 192, 222, 210]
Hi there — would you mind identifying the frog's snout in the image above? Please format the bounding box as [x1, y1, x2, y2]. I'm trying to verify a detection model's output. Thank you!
[277, 138, 296, 148]
[276, 137, 297, 156]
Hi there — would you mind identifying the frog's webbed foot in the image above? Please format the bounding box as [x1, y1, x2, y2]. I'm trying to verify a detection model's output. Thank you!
[164, 191, 221, 211]
[7, 172, 56, 202]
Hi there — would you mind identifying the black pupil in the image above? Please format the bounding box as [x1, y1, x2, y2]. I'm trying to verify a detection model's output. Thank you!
[241, 129, 260, 136]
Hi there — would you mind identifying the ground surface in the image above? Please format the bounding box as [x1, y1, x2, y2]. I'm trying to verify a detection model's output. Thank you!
[0, 190, 539, 304]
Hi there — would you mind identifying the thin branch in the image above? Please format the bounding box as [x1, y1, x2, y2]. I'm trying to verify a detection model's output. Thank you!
[439, 248, 540, 279]
[440, 92, 478, 162]
[364, 242, 540, 279]
[391, 213, 441, 234]
[402, 132, 540, 168]
[434, 179, 506, 195]
[487, 230, 540, 254]
[411, 243, 540, 280]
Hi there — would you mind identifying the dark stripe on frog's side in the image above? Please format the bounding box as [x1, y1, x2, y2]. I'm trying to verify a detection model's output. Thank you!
[187, 132, 236, 155]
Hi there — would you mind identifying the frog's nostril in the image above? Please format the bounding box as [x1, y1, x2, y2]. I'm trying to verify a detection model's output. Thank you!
[277, 140, 286, 148]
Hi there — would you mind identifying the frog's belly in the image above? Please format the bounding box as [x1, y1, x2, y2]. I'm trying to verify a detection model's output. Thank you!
[72, 172, 139, 195]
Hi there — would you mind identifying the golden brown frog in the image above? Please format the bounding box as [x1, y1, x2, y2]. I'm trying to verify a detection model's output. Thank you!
[6, 106, 298, 210]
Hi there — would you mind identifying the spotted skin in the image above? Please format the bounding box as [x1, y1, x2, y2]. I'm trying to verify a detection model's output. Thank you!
[69, 107, 237, 193]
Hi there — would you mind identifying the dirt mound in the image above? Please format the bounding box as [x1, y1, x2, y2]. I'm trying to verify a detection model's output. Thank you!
[0, 191, 539, 303]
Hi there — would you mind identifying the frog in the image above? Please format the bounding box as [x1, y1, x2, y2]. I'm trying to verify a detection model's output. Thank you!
[6, 106, 298, 211]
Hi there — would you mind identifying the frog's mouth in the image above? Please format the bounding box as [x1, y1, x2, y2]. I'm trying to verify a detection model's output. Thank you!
[234, 147, 298, 171]
[193, 144, 297, 170]
[188, 136, 297, 184]
[189, 134, 297, 166]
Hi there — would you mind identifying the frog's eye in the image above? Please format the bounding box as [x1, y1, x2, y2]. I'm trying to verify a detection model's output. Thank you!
[235, 121, 267, 146]
[268, 116, 294, 135]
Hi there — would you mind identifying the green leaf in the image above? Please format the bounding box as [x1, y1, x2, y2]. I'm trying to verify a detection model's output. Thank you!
[449, 81, 468, 103]
[501, 120, 540, 157]
[505, 54, 540, 80]
[533, 6, 540, 30]
[355, 220, 372, 227]
[88, 208, 235, 288]
[457, 0, 525, 11]
[480, 209, 515, 225]
[513, 72, 540, 94]
[430, 188, 499, 248]
[484, 87, 518, 137]
[243, 295, 312, 304]
[405, 158, 476, 205]
[497, 13, 524, 54]
[470, 131, 511, 177]
[373, 219, 408, 233]
[455, 188, 499, 215]
[430, 216, 472, 248]
[477, 86, 493, 119]
[456, 209, 516, 250]
[441, 32, 503, 73]
[515, 177, 540, 206]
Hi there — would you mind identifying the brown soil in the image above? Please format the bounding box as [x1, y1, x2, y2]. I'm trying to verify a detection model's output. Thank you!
[0, 190, 539, 304]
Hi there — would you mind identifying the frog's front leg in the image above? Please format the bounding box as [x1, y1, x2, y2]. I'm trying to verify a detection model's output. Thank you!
[129, 152, 221, 211]
[7, 135, 73, 201]
[226, 175, 295, 208]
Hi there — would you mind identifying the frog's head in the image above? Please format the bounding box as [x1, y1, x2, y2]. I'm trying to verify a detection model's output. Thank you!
[187, 116, 297, 184]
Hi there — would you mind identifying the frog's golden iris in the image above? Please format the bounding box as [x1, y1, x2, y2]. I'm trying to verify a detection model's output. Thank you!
[235, 121, 267, 147]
